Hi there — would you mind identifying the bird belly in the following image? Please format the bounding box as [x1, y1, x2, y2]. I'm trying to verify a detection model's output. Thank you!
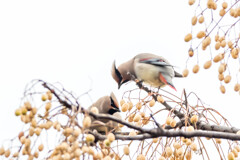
[134, 63, 165, 87]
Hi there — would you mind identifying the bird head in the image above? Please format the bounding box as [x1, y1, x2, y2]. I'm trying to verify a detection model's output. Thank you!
[111, 60, 130, 89]
[108, 92, 120, 114]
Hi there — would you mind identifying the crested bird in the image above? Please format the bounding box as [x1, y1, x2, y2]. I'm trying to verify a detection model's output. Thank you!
[88, 92, 121, 133]
[112, 53, 183, 90]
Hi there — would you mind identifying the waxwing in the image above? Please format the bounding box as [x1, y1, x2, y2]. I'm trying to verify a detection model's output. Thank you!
[88, 92, 121, 133]
[112, 53, 183, 90]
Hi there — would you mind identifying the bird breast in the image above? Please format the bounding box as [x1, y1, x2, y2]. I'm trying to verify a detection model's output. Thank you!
[134, 63, 166, 87]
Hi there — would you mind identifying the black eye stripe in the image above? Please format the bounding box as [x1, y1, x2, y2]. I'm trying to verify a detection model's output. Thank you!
[115, 67, 122, 82]
[110, 97, 119, 110]
[108, 108, 118, 115]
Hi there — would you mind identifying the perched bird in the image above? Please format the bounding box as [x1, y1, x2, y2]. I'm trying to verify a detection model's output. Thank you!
[112, 53, 183, 90]
[88, 92, 121, 133]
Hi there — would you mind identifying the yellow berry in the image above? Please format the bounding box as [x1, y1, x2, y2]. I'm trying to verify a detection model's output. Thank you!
[20, 136, 26, 144]
[198, 16, 204, 23]
[41, 94, 48, 101]
[121, 103, 129, 112]
[218, 64, 225, 74]
[190, 115, 198, 123]
[182, 68, 189, 77]
[13, 152, 19, 157]
[184, 33, 192, 42]
[222, 2, 228, 9]
[215, 138, 222, 144]
[95, 152, 103, 159]
[21, 107, 27, 115]
[38, 144, 44, 152]
[190, 143, 197, 151]
[215, 42, 221, 50]
[142, 117, 150, 125]
[220, 40, 226, 48]
[29, 127, 34, 136]
[140, 112, 145, 117]
[159, 156, 166, 160]
[107, 133, 115, 142]
[203, 60, 212, 69]
[228, 152, 234, 160]
[166, 146, 173, 157]
[230, 8, 235, 17]
[170, 119, 176, 128]
[0, 147, 5, 155]
[231, 48, 239, 59]
[219, 36, 225, 42]
[128, 113, 135, 122]
[196, 31, 206, 39]
[232, 149, 238, 158]
[173, 142, 181, 149]
[149, 99, 155, 107]
[166, 117, 173, 125]
[120, 99, 125, 106]
[234, 83, 240, 92]
[187, 126, 194, 132]
[74, 148, 81, 157]
[219, 9, 226, 16]
[32, 107, 37, 115]
[128, 101, 133, 111]
[136, 102, 142, 110]
[47, 91, 53, 100]
[188, 0, 195, 5]
[185, 151, 192, 160]
[35, 127, 42, 136]
[104, 139, 111, 147]
[129, 131, 137, 136]
[45, 102, 51, 111]
[15, 108, 21, 116]
[83, 116, 91, 128]
[133, 114, 141, 122]
[73, 128, 81, 137]
[4, 149, 10, 158]
[235, 145, 240, 152]
[220, 85, 226, 94]
[228, 41, 233, 48]
[186, 138, 192, 146]
[213, 54, 223, 63]
[152, 138, 158, 143]
[188, 49, 194, 57]
[176, 148, 183, 157]
[192, 64, 199, 73]
[137, 154, 146, 160]
[157, 95, 165, 103]
[224, 75, 231, 83]
[191, 16, 197, 25]
[24, 101, 32, 110]
[63, 153, 71, 160]
[202, 36, 211, 49]
[124, 146, 130, 155]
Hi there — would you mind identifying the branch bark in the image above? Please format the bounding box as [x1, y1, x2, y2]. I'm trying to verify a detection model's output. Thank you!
[41, 80, 240, 142]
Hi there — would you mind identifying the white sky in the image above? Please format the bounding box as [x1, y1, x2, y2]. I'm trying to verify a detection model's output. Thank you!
[0, 0, 239, 159]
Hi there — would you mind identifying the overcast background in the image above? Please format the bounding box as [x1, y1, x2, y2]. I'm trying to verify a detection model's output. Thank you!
[0, 0, 239, 159]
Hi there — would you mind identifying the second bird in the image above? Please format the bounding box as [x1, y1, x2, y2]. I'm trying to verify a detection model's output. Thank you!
[112, 53, 183, 90]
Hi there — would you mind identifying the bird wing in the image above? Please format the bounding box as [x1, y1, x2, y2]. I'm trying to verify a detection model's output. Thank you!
[139, 58, 173, 67]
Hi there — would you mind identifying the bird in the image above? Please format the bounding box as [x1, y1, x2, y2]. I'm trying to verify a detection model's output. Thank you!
[88, 92, 121, 133]
[111, 53, 183, 90]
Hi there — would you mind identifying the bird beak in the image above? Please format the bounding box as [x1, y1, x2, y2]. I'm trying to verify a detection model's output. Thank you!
[111, 106, 120, 112]
[118, 82, 122, 89]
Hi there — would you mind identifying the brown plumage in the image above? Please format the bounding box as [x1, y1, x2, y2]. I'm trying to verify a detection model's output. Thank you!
[88, 92, 121, 133]
[112, 53, 183, 90]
